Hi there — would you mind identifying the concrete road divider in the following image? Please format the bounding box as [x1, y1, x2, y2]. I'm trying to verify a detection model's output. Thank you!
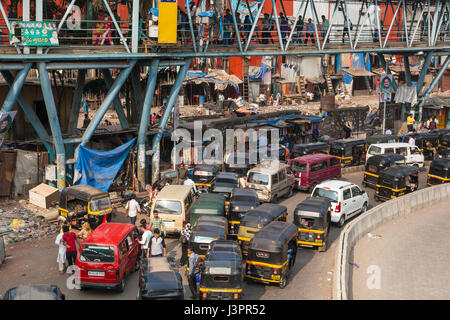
[333, 183, 450, 300]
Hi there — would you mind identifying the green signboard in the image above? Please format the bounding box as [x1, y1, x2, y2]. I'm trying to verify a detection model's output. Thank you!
[9, 21, 59, 47]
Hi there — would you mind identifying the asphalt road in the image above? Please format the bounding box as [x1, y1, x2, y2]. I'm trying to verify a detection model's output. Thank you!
[0, 170, 429, 300]
[351, 199, 450, 300]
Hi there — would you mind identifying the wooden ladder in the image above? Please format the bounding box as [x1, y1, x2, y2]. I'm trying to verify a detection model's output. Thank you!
[326, 74, 334, 94]
[296, 76, 307, 102]
[243, 58, 250, 101]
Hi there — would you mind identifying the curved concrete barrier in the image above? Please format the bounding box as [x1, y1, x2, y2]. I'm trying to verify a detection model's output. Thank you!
[333, 183, 450, 300]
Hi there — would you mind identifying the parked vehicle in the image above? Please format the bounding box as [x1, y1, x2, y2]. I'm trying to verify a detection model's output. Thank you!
[190, 216, 228, 258]
[438, 133, 450, 152]
[363, 154, 406, 189]
[212, 172, 240, 213]
[288, 154, 341, 192]
[199, 240, 243, 300]
[311, 180, 369, 227]
[58, 185, 112, 229]
[2, 285, 65, 300]
[402, 132, 440, 160]
[244, 162, 294, 202]
[137, 257, 184, 300]
[192, 164, 221, 193]
[435, 148, 450, 159]
[237, 203, 287, 256]
[290, 142, 329, 159]
[294, 197, 331, 252]
[366, 142, 424, 167]
[228, 188, 260, 237]
[76, 223, 141, 292]
[150, 185, 194, 235]
[329, 139, 367, 167]
[365, 134, 398, 148]
[427, 159, 450, 186]
[245, 221, 298, 288]
[208, 239, 242, 257]
[189, 193, 226, 226]
[374, 166, 420, 202]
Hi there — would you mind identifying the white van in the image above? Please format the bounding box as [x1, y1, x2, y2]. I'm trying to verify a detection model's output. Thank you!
[366, 142, 424, 167]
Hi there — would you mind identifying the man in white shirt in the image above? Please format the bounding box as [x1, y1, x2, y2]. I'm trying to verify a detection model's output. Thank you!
[385, 129, 392, 135]
[138, 226, 153, 258]
[408, 135, 415, 146]
[183, 177, 198, 194]
[149, 229, 166, 257]
[125, 194, 140, 225]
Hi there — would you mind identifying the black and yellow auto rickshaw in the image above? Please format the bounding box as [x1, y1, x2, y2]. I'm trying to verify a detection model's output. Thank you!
[435, 148, 450, 160]
[199, 240, 243, 300]
[58, 185, 112, 229]
[189, 193, 226, 226]
[293, 197, 331, 252]
[189, 216, 228, 259]
[212, 172, 240, 214]
[427, 159, 450, 186]
[228, 188, 260, 237]
[329, 139, 366, 167]
[290, 142, 329, 159]
[374, 166, 420, 202]
[363, 154, 406, 189]
[438, 133, 450, 152]
[237, 203, 287, 256]
[403, 132, 440, 160]
[365, 135, 398, 150]
[245, 221, 297, 288]
[192, 164, 221, 193]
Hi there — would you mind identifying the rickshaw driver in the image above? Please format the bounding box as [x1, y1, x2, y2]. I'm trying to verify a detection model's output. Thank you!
[425, 141, 437, 158]
[187, 247, 201, 299]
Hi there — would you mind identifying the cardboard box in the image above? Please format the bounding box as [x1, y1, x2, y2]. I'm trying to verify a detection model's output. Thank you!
[29, 183, 59, 209]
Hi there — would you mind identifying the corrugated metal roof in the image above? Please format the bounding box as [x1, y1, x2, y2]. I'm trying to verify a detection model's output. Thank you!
[343, 68, 375, 77]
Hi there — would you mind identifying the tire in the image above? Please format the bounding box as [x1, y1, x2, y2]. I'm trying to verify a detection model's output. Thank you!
[318, 238, 327, 252]
[117, 277, 126, 293]
[279, 275, 287, 289]
[272, 194, 278, 204]
[308, 183, 317, 194]
[337, 214, 345, 228]
[361, 203, 368, 214]
[286, 187, 294, 198]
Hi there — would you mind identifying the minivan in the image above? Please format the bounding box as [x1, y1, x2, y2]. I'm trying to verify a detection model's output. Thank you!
[76, 223, 140, 292]
[366, 142, 424, 167]
[150, 185, 194, 234]
[244, 162, 294, 202]
[288, 154, 341, 192]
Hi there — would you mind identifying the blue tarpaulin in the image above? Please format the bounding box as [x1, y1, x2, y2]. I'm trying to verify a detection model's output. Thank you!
[74, 138, 136, 192]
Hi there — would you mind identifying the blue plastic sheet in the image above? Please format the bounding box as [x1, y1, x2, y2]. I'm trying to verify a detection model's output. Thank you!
[74, 138, 136, 192]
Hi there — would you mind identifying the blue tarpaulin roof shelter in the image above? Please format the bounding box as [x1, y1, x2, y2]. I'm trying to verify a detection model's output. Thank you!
[74, 138, 136, 192]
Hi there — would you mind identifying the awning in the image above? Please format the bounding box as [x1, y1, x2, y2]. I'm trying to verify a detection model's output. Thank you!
[423, 96, 450, 109]
[185, 69, 243, 93]
[343, 68, 375, 77]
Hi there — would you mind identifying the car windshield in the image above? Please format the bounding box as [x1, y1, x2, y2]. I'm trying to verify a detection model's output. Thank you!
[369, 146, 382, 155]
[154, 200, 182, 215]
[290, 162, 307, 173]
[312, 188, 338, 203]
[247, 172, 269, 185]
[79, 245, 115, 263]
[90, 196, 111, 212]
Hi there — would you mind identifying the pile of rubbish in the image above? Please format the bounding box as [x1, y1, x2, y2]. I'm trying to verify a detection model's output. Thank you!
[0, 208, 58, 245]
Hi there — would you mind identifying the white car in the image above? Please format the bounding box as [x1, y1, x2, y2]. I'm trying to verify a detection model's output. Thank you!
[311, 180, 369, 227]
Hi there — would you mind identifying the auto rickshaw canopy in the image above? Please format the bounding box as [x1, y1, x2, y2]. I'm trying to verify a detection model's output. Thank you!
[248, 221, 297, 253]
[59, 185, 109, 210]
[429, 159, 450, 178]
[294, 197, 331, 220]
[366, 135, 398, 145]
[365, 154, 406, 173]
[291, 142, 329, 157]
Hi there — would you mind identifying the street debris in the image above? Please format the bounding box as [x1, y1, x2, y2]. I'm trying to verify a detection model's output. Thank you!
[349, 262, 360, 269]
[367, 233, 382, 240]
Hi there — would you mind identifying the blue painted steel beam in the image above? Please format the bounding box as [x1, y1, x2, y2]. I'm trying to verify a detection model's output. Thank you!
[38, 62, 66, 191]
[420, 55, 450, 105]
[138, 59, 159, 188]
[0, 64, 26, 70]
[0, 69, 53, 156]
[68, 69, 86, 135]
[80, 60, 137, 148]
[151, 59, 191, 183]
[416, 51, 434, 94]
[46, 63, 130, 70]
[101, 69, 129, 129]
[130, 65, 144, 121]
[1, 63, 31, 113]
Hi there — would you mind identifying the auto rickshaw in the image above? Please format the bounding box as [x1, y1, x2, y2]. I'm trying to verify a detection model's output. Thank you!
[403, 132, 440, 160]
[58, 185, 112, 229]
[329, 139, 366, 167]
[294, 197, 331, 252]
[237, 203, 287, 256]
[374, 165, 420, 202]
[365, 135, 398, 150]
[212, 172, 240, 214]
[245, 221, 298, 289]
[189, 216, 228, 259]
[435, 148, 450, 160]
[192, 164, 221, 193]
[199, 240, 243, 300]
[290, 142, 329, 159]
[229, 188, 260, 237]
[363, 154, 406, 189]
[438, 133, 450, 152]
[189, 193, 226, 226]
[427, 159, 450, 186]
[207, 239, 242, 257]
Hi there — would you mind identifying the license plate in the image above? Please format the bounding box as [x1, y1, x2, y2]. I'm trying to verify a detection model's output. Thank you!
[88, 271, 105, 277]
[271, 275, 280, 280]
[164, 221, 175, 228]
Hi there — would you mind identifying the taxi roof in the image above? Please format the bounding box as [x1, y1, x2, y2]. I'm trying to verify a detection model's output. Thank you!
[82, 223, 135, 246]
[156, 185, 193, 201]
[295, 197, 331, 217]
